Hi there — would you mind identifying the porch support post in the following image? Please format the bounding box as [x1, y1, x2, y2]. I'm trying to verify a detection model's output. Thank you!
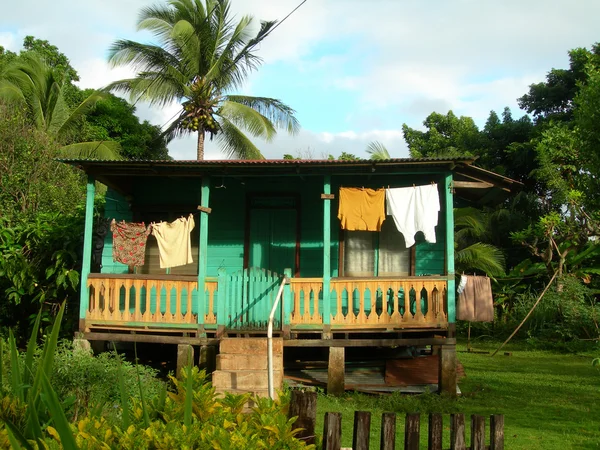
[445, 172, 456, 323]
[282, 268, 292, 339]
[176, 344, 195, 379]
[322, 175, 332, 326]
[198, 177, 211, 325]
[79, 176, 95, 330]
[438, 344, 457, 396]
[327, 346, 345, 396]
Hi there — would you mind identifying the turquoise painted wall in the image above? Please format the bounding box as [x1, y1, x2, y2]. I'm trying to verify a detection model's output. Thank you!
[102, 189, 133, 274]
[100, 174, 447, 278]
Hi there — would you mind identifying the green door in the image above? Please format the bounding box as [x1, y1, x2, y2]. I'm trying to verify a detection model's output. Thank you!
[249, 208, 297, 275]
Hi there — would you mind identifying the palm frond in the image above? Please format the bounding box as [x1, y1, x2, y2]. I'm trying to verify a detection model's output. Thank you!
[225, 95, 299, 134]
[216, 116, 264, 159]
[56, 91, 107, 137]
[366, 141, 391, 160]
[218, 100, 276, 141]
[456, 243, 505, 276]
[59, 141, 122, 160]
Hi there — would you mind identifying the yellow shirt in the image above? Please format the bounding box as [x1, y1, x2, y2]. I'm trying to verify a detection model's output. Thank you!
[338, 188, 386, 231]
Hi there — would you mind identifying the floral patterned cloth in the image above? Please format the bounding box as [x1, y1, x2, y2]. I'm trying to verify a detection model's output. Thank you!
[110, 219, 151, 266]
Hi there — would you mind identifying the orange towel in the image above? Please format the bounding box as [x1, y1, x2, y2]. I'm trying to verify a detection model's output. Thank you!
[338, 188, 386, 231]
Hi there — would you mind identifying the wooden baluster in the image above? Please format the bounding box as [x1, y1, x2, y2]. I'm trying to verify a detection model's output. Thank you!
[390, 282, 401, 324]
[146, 280, 154, 322]
[401, 282, 410, 323]
[206, 282, 214, 323]
[335, 283, 343, 324]
[108, 278, 116, 320]
[132, 279, 142, 322]
[357, 282, 367, 324]
[292, 283, 299, 323]
[303, 285, 311, 323]
[124, 278, 133, 322]
[89, 280, 97, 320]
[312, 282, 320, 323]
[414, 282, 425, 323]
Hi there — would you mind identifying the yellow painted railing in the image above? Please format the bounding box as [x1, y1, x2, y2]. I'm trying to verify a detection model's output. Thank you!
[86, 274, 218, 328]
[290, 277, 447, 329]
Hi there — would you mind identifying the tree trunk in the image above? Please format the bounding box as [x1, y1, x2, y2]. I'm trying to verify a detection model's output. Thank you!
[196, 129, 205, 160]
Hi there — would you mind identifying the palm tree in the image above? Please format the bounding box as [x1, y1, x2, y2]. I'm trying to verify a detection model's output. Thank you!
[366, 141, 391, 160]
[107, 0, 300, 160]
[0, 54, 120, 159]
[454, 207, 505, 276]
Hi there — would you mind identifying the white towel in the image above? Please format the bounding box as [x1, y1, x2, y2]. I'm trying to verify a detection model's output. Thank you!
[151, 214, 195, 268]
[385, 184, 440, 247]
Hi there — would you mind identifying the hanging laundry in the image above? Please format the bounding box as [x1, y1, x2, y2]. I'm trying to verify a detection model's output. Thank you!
[457, 275, 494, 322]
[338, 187, 386, 231]
[110, 220, 151, 266]
[385, 184, 440, 247]
[151, 214, 195, 269]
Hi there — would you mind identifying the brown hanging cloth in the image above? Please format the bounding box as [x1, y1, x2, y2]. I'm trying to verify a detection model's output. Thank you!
[457, 275, 494, 322]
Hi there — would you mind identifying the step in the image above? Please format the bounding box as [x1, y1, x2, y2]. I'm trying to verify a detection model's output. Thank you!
[219, 338, 283, 355]
[216, 353, 283, 371]
[212, 370, 283, 390]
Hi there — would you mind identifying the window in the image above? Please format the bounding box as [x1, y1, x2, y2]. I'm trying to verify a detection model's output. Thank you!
[342, 220, 410, 277]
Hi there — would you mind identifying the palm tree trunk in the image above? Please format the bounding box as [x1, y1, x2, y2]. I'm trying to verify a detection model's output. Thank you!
[197, 129, 205, 160]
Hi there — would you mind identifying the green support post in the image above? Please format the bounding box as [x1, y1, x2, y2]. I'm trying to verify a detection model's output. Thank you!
[445, 173, 456, 323]
[283, 268, 292, 326]
[79, 176, 96, 327]
[322, 175, 332, 325]
[198, 177, 211, 324]
[216, 268, 227, 326]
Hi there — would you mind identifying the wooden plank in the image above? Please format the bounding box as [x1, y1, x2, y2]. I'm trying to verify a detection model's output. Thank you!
[83, 332, 215, 346]
[471, 415, 485, 450]
[404, 413, 420, 450]
[321, 193, 335, 199]
[88, 273, 205, 282]
[288, 391, 317, 446]
[322, 412, 342, 450]
[450, 413, 466, 450]
[380, 413, 396, 450]
[428, 413, 443, 450]
[352, 411, 371, 450]
[490, 415, 504, 450]
[452, 181, 493, 189]
[284, 338, 456, 347]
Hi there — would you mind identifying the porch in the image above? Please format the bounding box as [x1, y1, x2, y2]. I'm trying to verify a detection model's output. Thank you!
[83, 270, 448, 336]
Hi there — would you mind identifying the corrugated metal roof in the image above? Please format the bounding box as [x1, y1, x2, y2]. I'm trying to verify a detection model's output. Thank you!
[58, 156, 476, 166]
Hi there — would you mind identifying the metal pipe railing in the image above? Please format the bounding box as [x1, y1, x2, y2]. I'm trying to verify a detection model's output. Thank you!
[267, 276, 289, 399]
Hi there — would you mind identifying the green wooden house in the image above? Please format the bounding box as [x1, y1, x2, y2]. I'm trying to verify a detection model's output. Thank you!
[65, 157, 519, 395]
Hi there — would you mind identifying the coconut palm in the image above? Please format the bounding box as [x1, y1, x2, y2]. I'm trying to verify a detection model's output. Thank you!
[107, 0, 300, 160]
[0, 53, 120, 159]
[454, 207, 505, 276]
[366, 141, 391, 160]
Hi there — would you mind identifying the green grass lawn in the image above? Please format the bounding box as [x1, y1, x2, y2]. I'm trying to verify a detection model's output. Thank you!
[314, 341, 600, 449]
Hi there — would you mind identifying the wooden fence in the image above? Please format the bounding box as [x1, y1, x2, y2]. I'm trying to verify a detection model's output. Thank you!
[321, 411, 503, 450]
[287, 391, 504, 450]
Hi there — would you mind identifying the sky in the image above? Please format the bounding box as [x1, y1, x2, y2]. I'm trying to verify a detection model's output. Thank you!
[1, 0, 599, 160]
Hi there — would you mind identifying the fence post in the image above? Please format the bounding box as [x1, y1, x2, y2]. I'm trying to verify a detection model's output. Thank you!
[428, 413, 443, 450]
[288, 390, 317, 446]
[352, 411, 371, 450]
[322, 412, 342, 450]
[404, 413, 420, 450]
[327, 346, 345, 396]
[490, 415, 504, 450]
[380, 413, 396, 450]
[450, 413, 466, 450]
[471, 415, 485, 450]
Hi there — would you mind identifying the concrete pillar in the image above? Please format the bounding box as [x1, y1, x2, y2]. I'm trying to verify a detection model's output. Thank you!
[198, 345, 216, 374]
[73, 338, 92, 353]
[327, 347, 345, 396]
[176, 344, 195, 379]
[438, 344, 457, 396]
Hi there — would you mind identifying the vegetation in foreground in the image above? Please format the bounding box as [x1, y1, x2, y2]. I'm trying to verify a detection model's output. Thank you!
[315, 340, 600, 450]
[0, 305, 312, 449]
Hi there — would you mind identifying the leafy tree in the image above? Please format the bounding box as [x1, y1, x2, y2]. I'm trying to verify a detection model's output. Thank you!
[82, 92, 169, 160]
[366, 141, 391, 160]
[337, 151, 359, 161]
[402, 111, 484, 158]
[108, 0, 300, 160]
[518, 43, 600, 122]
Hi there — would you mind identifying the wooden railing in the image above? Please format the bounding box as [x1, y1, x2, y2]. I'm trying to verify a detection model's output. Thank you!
[86, 272, 447, 331]
[290, 276, 447, 329]
[86, 274, 218, 329]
